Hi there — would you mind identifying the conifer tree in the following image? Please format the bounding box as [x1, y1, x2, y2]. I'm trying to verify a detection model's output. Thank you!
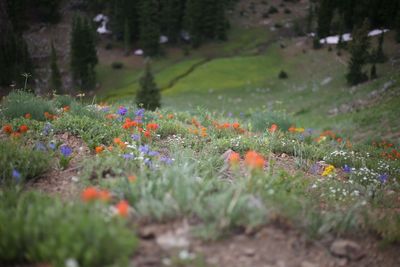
[136, 60, 161, 111]
[70, 15, 98, 90]
[0, 0, 33, 88]
[139, 0, 161, 56]
[214, 0, 228, 40]
[370, 64, 377, 80]
[346, 19, 370, 85]
[396, 11, 400, 43]
[124, 19, 131, 54]
[184, 0, 204, 47]
[316, 0, 334, 38]
[50, 42, 62, 93]
[374, 31, 386, 63]
[161, 0, 184, 43]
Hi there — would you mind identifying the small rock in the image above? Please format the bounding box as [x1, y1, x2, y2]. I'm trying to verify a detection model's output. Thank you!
[301, 261, 318, 267]
[243, 248, 256, 257]
[280, 153, 288, 158]
[330, 239, 365, 260]
[71, 176, 79, 182]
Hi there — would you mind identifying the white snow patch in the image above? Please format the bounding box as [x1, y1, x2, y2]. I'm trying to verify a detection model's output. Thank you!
[134, 49, 144, 56]
[319, 29, 389, 45]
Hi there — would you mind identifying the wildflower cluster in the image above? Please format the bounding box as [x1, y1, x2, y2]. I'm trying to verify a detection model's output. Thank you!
[2, 124, 29, 138]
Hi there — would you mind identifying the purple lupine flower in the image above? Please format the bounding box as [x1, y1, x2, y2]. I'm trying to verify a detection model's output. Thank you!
[48, 142, 56, 150]
[60, 145, 72, 157]
[101, 106, 110, 113]
[43, 122, 53, 136]
[12, 169, 21, 183]
[227, 112, 233, 117]
[35, 142, 47, 151]
[123, 153, 135, 160]
[135, 108, 145, 117]
[342, 165, 351, 174]
[309, 163, 320, 175]
[148, 150, 159, 157]
[117, 106, 128, 116]
[160, 156, 173, 165]
[139, 145, 150, 154]
[131, 134, 140, 141]
[144, 158, 152, 167]
[379, 173, 389, 183]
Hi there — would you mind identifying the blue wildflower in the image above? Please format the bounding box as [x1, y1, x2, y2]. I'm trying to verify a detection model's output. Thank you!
[43, 122, 53, 136]
[117, 106, 128, 116]
[342, 165, 351, 174]
[139, 145, 150, 154]
[12, 169, 21, 183]
[144, 158, 152, 167]
[309, 163, 320, 175]
[48, 142, 56, 150]
[135, 108, 145, 117]
[160, 156, 173, 165]
[148, 150, 159, 157]
[123, 153, 135, 160]
[35, 142, 47, 151]
[379, 173, 388, 183]
[131, 134, 140, 141]
[60, 145, 72, 157]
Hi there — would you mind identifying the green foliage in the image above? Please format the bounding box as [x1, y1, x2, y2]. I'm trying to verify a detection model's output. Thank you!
[247, 109, 292, 132]
[346, 20, 370, 85]
[70, 15, 98, 90]
[50, 42, 62, 93]
[278, 70, 288, 79]
[139, 0, 161, 56]
[0, 189, 137, 267]
[53, 113, 125, 148]
[1, 90, 55, 121]
[136, 61, 161, 111]
[0, 141, 51, 184]
[0, 26, 33, 87]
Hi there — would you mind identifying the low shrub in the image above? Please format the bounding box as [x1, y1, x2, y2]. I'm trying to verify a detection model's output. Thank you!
[247, 109, 292, 132]
[111, 62, 124, 69]
[0, 189, 137, 267]
[278, 70, 288, 79]
[0, 90, 55, 121]
[0, 141, 51, 184]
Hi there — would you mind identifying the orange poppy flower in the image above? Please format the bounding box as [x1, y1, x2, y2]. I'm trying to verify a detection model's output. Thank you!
[2, 124, 13, 134]
[269, 124, 278, 133]
[19, 125, 29, 133]
[244, 151, 265, 170]
[229, 152, 240, 166]
[81, 187, 99, 202]
[128, 175, 137, 182]
[95, 146, 104, 154]
[116, 200, 130, 217]
[98, 190, 111, 202]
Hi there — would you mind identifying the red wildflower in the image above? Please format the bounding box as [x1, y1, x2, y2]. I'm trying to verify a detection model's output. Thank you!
[167, 114, 174, 119]
[19, 125, 29, 133]
[63, 106, 70, 112]
[244, 151, 265, 170]
[229, 152, 240, 166]
[24, 113, 31, 119]
[232, 122, 240, 129]
[81, 187, 99, 202]
[95, 146, 104, 154]
[128, 175, 137, 182]
[2, 124, 13, 134]
[116, 200, 130, 217]
[144, 130, 151, 138]
[98, 190, 111, 202]
[269, 124, 278, 133]
[146, 123, 159, 131]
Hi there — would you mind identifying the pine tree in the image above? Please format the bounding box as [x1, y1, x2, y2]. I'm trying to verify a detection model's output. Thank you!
[139, 0, 161, 56]
[0, 0, 33, 88]
[306, 3, 314, 33]
[136, 60, 161, 110]
[214, 0, 228, 40]
[316, 0, 334, 38]
[346, 19, 370, 85]
[70, 15, 98, 90]
[124, 19, 131, 54]
[370, 64, 377, 80]
[374, 30, 386, 63]
[396, 11, 400, 43]
[184, 0, 204, 47]
[50, 42, 62, 93]
[161, 0, 184, 43]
